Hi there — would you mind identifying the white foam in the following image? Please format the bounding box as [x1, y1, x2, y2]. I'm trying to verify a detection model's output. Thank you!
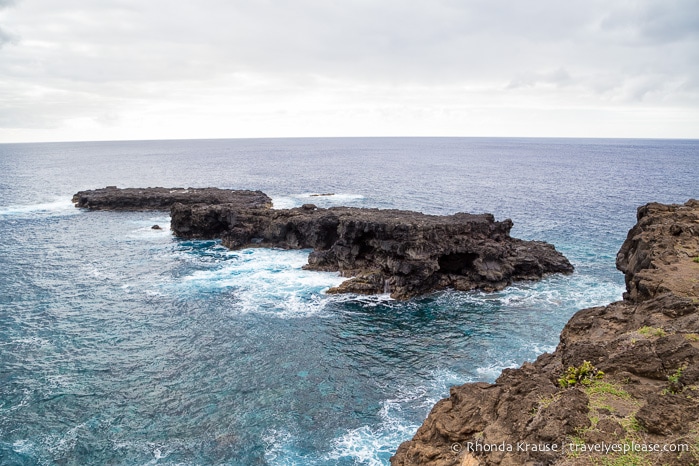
[324, 292, 395, 307]
[12, 439, 35, 455]
[270, 197, 299, 210]
[324, 369, 472, 466]
[125, 217, 173, 241]
[271, 193, 365, 210]
[445, 273, 624, 314]
[148, 446, 172, 464]
[0, 199, 78, 218]
[44, 420, 88, 457]
[262, 397, 422, 466]
[177, 248, 346, 318]
[475, 360, 518, 380]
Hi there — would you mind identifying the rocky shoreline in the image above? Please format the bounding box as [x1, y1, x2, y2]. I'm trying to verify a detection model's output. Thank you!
[391, 200, 699, 465]
[72, 187, 573, 300]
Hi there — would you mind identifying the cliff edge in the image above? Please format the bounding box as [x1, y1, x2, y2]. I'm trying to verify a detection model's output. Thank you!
[392, 199, 699, 466]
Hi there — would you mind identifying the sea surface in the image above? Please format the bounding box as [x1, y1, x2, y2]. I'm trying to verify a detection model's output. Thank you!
[0, 137, 697, 465]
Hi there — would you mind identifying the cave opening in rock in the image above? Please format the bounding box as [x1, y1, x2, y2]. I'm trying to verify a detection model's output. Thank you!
[320, 224, 339, 249]
[355, 233, 375, 259]
[438, 252, 478, 274]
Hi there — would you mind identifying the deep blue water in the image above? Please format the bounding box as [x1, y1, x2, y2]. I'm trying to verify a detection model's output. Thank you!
[0, 137, 697, 465]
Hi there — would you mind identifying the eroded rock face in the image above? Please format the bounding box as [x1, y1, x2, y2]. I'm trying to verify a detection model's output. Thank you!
[170, 204, 573, 300]
[391, 199, 699, 465]
[72, 186, 272, 211]
[73, 186, 573, 300]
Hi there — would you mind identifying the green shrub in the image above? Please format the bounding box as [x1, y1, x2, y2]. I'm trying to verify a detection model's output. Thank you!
[559, 361, 605, 388]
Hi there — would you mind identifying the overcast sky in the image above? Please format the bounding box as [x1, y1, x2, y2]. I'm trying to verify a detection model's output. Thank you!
[0, 0, 698, 142]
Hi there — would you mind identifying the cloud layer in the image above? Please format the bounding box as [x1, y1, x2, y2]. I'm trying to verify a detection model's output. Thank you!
[1, 0, 698, 141]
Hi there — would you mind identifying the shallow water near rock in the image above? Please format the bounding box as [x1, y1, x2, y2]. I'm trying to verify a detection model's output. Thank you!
[0, 137, 697, 465]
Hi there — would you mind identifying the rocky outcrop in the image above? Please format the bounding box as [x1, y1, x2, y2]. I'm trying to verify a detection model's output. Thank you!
[72, 186, 272, 210]
[73, 187, 573, 300]
[392, 199, 699, 465]
[170, 203, 573, 300]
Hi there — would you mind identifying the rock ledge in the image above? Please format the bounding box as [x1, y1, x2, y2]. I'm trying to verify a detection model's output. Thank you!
[72, 186, 272, 210]
[392, 199, 699, 465]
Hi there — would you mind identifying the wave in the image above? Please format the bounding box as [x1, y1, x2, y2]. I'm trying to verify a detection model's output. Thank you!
[0, 199, 78, 218]
[436, 272, 624, 314]
[271, 193, 365, 210]
[175, 248, 346, 318]
[262, 373, 437, 465]
[263, 367, 502, 465]
[124, 216, 173, 240]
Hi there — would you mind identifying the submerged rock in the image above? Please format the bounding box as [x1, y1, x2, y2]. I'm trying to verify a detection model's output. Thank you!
[391, 199, 699, 465]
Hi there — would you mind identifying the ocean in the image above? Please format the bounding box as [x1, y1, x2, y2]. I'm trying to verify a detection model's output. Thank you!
[0, 137, 697, 465]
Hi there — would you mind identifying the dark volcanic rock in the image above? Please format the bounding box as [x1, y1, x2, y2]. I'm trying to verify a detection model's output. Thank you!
[73, 186, 573, 299]
[72, 186, 272, 211]
[391, 199, 699, 466]
[170, 204, 573, 300]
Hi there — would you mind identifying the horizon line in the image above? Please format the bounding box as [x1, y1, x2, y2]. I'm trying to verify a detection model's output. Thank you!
[2, 135, 699, 145]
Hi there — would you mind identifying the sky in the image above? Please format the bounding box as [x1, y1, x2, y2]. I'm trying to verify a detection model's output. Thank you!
[0, 0, 698, 142]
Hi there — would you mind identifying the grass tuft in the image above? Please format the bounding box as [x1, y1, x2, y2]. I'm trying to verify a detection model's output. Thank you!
[637, 326, 667, 338]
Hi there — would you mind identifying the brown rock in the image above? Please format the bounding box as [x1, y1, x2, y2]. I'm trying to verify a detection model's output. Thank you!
[392, 200, 699, 465]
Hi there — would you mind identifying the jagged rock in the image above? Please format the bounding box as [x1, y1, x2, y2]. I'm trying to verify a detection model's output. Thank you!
[72, 186, 272, 211]
[170, 204, 573, 300]
[73, 186, 573, 299]
[617, 199, 699, 302]
[636, 393, 699, 436]
[392, 199, 699, 465]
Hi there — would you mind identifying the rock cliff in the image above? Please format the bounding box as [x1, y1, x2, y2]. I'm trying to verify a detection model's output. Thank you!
[169, 202, 573, 300]
[72, 187, 573, 300]
[391, 199, 699, 465]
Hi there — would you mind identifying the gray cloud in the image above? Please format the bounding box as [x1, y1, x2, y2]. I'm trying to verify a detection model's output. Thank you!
[0, 0, 15, 48]
[0, 0, 697, 139]
[0, 27, 11, 46]
[599, 0, 699, 45]
[3, 1, 694, 85]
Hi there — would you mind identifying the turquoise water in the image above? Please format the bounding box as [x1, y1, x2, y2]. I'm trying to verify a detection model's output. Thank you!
[0, 137, 697, 465]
